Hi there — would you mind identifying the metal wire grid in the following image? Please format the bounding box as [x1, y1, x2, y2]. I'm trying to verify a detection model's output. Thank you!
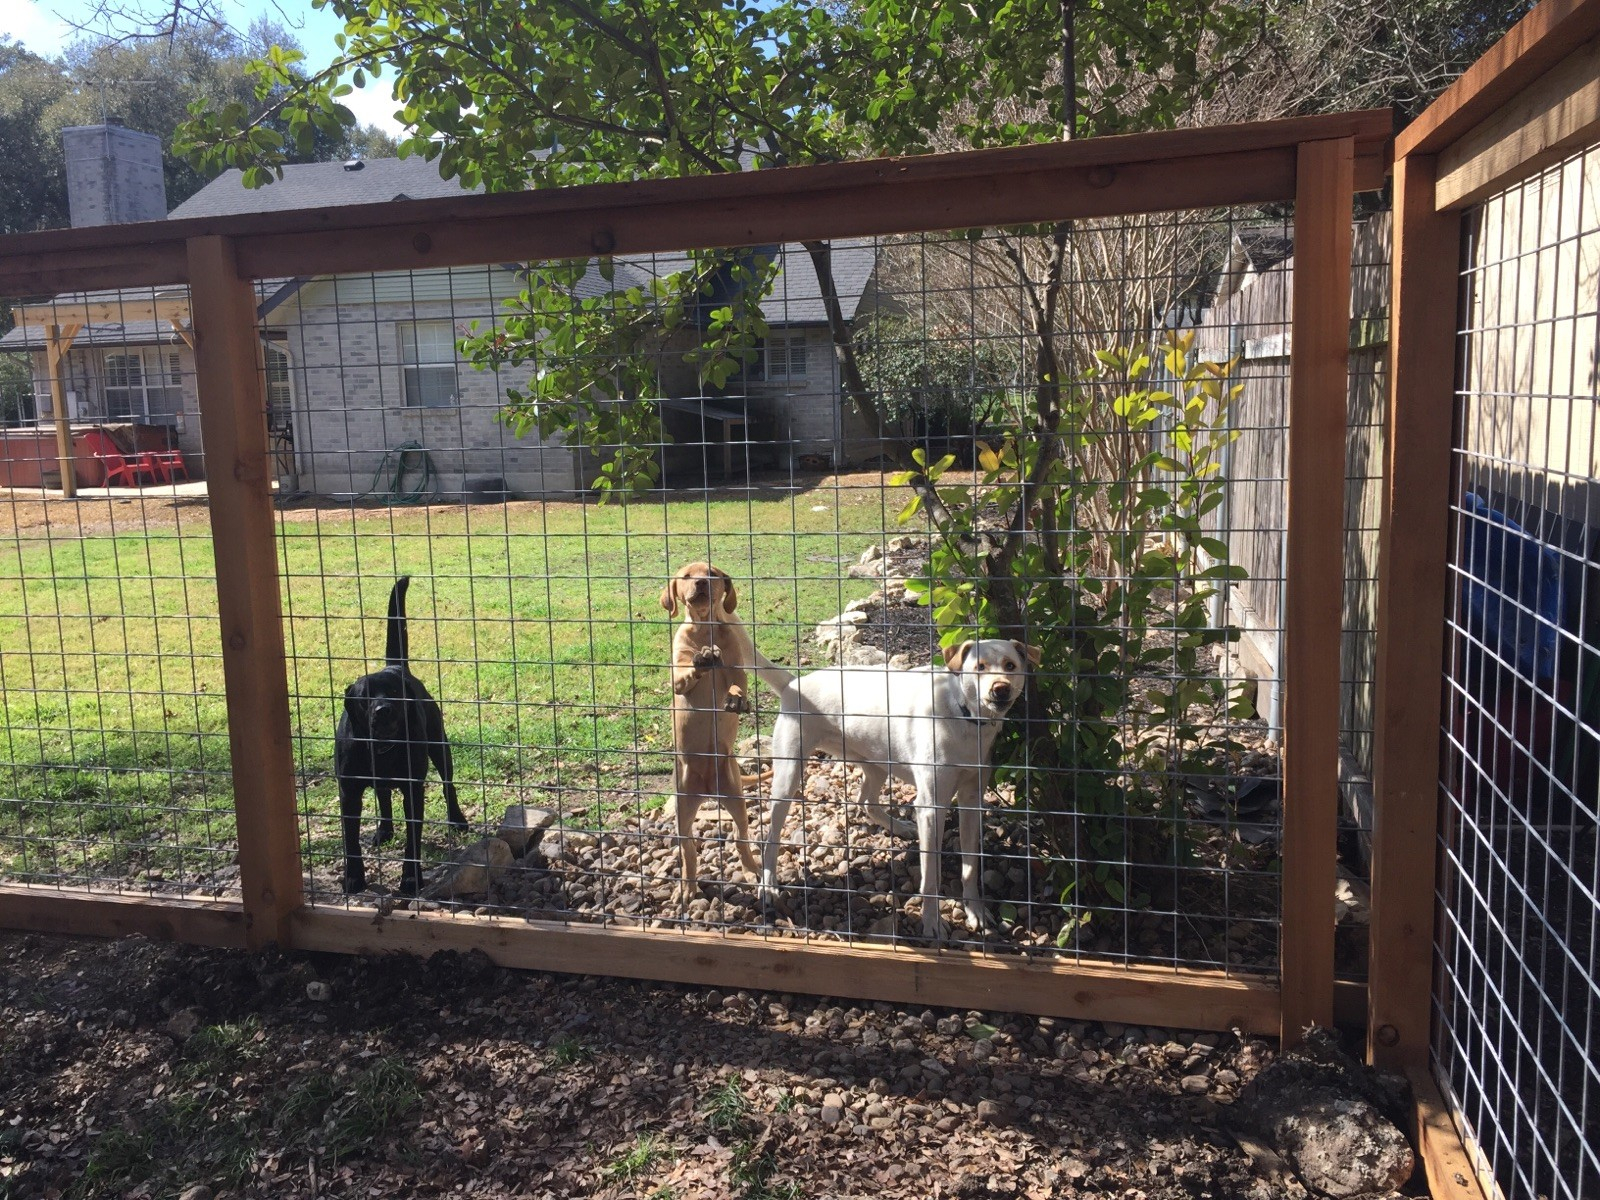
[1438, 144, 1600, 1200]
[0, 285, 239, 895]
[259, 213, 1291, 974]
[0, 207, 1320, 978]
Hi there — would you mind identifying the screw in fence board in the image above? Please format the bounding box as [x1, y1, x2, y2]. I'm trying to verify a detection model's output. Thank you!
[186, 234, 303, 949]
[1280, 136, 1354, 1047]
[1368, 152, 1462, 1072]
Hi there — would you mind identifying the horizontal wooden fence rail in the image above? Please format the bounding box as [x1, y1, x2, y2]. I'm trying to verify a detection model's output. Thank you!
[0, 885, 249, 949]
[0, 109, 1392, 296]
[0, 111, 1393, 1039]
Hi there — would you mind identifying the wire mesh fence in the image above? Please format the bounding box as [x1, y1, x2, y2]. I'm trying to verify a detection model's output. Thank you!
[0, 283, 237, 894]
[0, 189, 1377, 986]
[1439, 143, 1600, 1200]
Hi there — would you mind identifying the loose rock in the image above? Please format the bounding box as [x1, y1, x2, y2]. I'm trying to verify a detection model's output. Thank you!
[496, 805, 558, 856]
[422, 837, 514, 900]
[1234, 1027, 1414, 1198]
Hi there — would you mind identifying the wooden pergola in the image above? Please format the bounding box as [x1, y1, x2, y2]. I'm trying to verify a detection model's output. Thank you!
[10, 292, 192, 497]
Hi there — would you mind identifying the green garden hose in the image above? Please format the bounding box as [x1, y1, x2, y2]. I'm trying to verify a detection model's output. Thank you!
[364, 440, 437, 505]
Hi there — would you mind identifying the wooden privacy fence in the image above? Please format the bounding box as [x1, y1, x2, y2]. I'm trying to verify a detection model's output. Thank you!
[0, 111, 1393, 1047]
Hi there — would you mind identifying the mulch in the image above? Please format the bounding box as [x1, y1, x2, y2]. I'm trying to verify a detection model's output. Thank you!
[0, 928, 1314, 1200]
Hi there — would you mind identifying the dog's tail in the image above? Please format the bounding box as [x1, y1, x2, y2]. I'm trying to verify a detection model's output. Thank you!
[385, 576, 411, 669]
[748, 647, 796, 695]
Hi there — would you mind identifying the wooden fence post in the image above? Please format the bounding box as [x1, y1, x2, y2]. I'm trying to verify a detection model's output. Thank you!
[186, 235, 302, 949]
[1281, 136, 1354, 1045]
[1367, 153, 1462, 1070]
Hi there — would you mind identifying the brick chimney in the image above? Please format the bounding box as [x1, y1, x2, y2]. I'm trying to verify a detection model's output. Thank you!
[62, 121, 168, 227]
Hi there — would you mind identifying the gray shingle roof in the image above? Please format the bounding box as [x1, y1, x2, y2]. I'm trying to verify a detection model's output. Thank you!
[167, 155, 481, 219]
[27, 159, 876, 332]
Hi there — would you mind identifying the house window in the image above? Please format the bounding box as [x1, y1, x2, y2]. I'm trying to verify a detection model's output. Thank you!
[263, 344, 293, 431]
[104, 349, 186, 424]
[398, 321, 460, 407]
[752, 333, 808, 383]
[103, 352, 151, 418]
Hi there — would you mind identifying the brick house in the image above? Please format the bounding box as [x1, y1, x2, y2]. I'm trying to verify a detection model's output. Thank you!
[2, 142, 882, 497]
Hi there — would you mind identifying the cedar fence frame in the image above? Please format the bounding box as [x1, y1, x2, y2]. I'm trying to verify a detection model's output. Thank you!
[1370, 2, 1600, 1199]
[9, 0, 1595, 1178]
[0, 109, 1390, 1047]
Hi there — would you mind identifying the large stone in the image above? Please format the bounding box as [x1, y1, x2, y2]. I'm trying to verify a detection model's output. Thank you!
[422, 837, 514, 900]
[735, 734, 773, 768]
[1234, 1028, 1414, 1198]
[815, 610, 870, 645]
[497, 805, 558, 856]
[839, 640, 890, 667]
[1270, 1097, 1413, 1196]
[976, 1098, 1011, 1126]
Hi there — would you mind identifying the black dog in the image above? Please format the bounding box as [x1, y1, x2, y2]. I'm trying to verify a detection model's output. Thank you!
[336, 576, 466, 895]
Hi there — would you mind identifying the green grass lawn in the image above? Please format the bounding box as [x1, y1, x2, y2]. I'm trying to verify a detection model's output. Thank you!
[0, 484, 900, 885]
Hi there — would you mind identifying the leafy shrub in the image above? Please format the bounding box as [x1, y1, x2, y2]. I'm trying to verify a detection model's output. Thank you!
[896, 332, 1248, 918]
[852, 313, 1020, 456]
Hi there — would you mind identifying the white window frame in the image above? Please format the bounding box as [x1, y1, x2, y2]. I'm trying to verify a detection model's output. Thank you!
[752, 332, 808, 383]
[263, 343, 293, 430]
[103, 350, 153, 418]
[398, 320, 460, 408]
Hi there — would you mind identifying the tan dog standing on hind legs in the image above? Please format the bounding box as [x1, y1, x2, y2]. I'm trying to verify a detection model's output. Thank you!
[661, 562, 770, 908]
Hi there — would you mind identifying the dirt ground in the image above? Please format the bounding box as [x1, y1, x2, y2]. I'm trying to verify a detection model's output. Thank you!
[0, 929, 1412, 1200]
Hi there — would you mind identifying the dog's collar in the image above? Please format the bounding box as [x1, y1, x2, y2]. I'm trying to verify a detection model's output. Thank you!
[956, 697, 998, 724]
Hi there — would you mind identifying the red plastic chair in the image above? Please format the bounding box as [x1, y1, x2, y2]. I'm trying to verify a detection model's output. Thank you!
[81, 429, 159, 488]
[150, 448, 189, 484]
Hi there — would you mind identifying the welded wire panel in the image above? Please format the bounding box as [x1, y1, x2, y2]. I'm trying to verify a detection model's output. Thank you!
[0, 195, 1403, 992]
[258, 213, 1296, 977]
[1439, 144, 1600, 1200]
[0, 284, 237, 896]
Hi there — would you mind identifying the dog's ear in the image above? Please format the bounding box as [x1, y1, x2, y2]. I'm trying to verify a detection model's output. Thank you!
[659, 578, 680, 617]
[1011, 639, 1043, 667]
[712, 566, 738, 613]
[343, 679, 369, 728]
[943, 640, 974, 671]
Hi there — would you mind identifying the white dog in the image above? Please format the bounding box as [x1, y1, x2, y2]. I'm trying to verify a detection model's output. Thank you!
[749, 638, 1039, 941]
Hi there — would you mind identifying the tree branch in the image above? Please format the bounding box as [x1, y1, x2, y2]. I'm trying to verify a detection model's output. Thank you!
[801, 238, 952, 527]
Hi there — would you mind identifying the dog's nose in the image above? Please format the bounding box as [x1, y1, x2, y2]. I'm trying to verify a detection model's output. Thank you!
[991, 682, 1014, 702]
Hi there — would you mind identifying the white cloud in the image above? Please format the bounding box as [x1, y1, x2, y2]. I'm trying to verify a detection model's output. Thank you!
[338, 81, 407, 140]
[2, 0, 73, 57]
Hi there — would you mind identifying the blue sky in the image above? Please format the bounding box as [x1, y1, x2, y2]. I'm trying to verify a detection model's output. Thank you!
[2, 0, 407, 135]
